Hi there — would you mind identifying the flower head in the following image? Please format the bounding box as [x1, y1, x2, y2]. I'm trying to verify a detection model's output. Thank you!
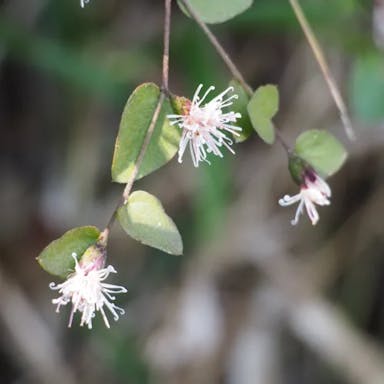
[49, 247, 127, 329]
[279, 168, 331, 225]
[167, 84, 242, 167]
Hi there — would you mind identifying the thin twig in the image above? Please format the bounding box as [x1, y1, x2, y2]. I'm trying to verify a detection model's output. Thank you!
[180, 0, 253, 97]
[120, 0, 172, 200]
[289, 0, 355, 140]
[121, 94, 165, 203]
[180, 0, 291, 154]
[102, 0, 172, 240]
[162, 0, 171, 91]
[275, 129, 291, 153]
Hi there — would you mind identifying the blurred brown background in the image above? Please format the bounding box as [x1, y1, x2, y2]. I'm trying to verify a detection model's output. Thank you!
[1, 0, 384, 383]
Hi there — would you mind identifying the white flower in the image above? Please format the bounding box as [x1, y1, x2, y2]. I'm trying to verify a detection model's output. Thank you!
[49, 253, 127, 329]
[167, 84, 242, 167]
[80, 0, 90, 8]
[279, 170, 331, 225]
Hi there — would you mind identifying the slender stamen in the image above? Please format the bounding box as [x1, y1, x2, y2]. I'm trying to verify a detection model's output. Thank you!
[197, 86, 215, 106]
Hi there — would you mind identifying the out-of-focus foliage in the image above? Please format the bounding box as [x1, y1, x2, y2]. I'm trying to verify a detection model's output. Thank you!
[350, 53, 384, 124]
[1, 1, 384, 384]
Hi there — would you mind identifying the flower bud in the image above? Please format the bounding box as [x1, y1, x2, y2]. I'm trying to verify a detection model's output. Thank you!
[79, 243, 106, 272]
[288, 154, 310, 185]
[170, 94, 191, 116]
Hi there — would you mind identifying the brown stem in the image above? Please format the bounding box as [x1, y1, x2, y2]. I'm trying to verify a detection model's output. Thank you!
[289, 0, 355, 141]
[122, 93, 165, 202]
[162, 0, 171, 91]
[275, 129, 291, 154]
[102, 0, 172, 241]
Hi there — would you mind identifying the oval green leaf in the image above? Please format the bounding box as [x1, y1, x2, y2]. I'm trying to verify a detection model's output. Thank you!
[178, 0, 253, 24]
[117, 191, 183, 255]
[229, 79, 253, 143]
[295, 130, 347, 177]
[111, 83, 181, 183]
[247, 84, 279, 144]
[37, 226, 100, 278]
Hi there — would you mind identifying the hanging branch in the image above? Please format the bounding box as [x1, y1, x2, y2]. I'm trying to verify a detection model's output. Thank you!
[179, 0, 291, 153]
[179, 0, 252, 97]
[103, 0, 172, 241]
[289, 0, 355, 141]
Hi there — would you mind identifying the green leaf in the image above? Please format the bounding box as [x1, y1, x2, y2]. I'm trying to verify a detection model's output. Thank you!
[117, 191, 183, 255]
[37, 226, 100, 278]
[111, 83, 181, 183]
[178, 0, 253, 24]
[294, 130, 347, 177]
[247, 84, 279, 144]
[350, 54, 384, 124]
[229, 79, 253, 143]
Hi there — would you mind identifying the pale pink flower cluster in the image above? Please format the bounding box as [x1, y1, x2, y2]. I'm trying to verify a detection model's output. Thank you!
[279, 170, 331, 225]
[167, 84, 242, 167]
[50, 253, 127, 329]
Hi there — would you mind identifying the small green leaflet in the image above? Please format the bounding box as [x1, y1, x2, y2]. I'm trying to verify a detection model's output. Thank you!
[229, 79, 253, 143]
[117, 191, 183, 255]
[111, 83, 180, 183]
[178, 0, 253, 24]
[37, 226, 100, 278]
[294, 130, 347, 177]
[247, 84, 279, 144]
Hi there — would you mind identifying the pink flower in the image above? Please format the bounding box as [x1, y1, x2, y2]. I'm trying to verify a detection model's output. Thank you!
[167, 84, 242, 167]
[50, 253, 126, 329]
[279, 169, 331, 225]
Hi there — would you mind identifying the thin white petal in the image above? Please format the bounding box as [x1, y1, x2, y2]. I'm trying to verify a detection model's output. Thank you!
[291, 199, 305, 225]
[304, 198, 320, 225]
[278, 193, 302, 206]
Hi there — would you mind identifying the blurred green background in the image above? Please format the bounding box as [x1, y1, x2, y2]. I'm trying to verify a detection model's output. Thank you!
[1, 1, 384, 383]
